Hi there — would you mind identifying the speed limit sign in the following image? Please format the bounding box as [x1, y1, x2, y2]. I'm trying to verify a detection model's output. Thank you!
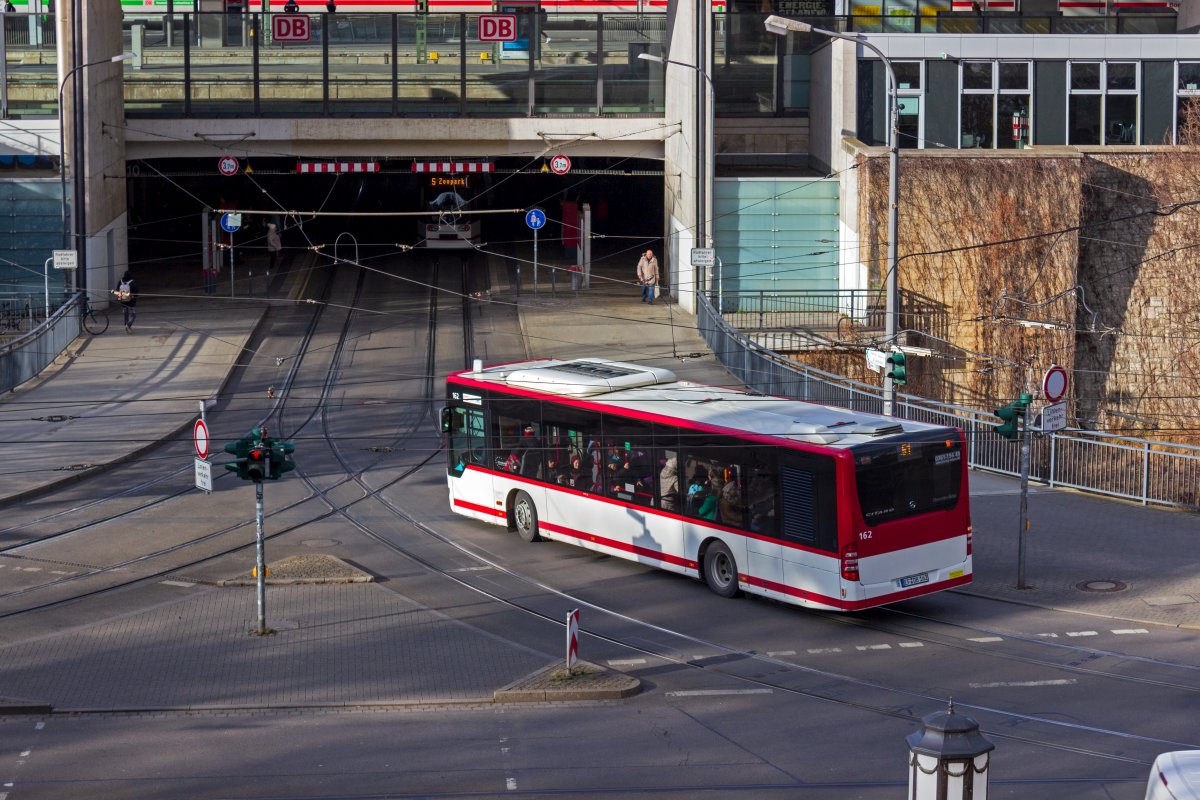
[549, 154, 571, 175]
[218, 156, 239, 176]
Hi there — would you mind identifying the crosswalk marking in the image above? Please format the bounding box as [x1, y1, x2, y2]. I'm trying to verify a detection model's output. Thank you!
[969, 636, 1004, 643]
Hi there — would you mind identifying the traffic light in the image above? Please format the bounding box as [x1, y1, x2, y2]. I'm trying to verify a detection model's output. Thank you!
[267, 438, 296, 480]
[224, 427, 268, 482]
[885, 351, 907, 386]
[993, 394, 1032, 442]
[246, 442, 268, 482]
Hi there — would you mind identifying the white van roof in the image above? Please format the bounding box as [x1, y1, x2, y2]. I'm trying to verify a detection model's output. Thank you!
[1147, 751, 1200, 800]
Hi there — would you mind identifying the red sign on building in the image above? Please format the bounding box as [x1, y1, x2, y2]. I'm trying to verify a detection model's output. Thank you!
[272, 14, 311, 42]
[477, 14, 518, 42]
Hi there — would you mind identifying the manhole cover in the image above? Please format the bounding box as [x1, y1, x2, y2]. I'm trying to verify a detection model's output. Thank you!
[1076, 580, 1127, 593]
[301, 538, 341, 548]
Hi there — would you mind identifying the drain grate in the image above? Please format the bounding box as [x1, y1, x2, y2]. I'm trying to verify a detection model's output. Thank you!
[1076, 580, 1127, 593]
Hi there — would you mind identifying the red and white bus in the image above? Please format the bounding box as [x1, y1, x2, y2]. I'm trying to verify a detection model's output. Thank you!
[442, 358, 972, 612]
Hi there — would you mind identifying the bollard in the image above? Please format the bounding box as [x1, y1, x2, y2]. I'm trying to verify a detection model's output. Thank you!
[906, 700, 994, 800]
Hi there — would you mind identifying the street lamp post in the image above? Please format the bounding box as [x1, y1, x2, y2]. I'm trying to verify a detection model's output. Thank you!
[764, 16, 901, 416]
[638, 51, 715, 300]
[58, 52, 133, 258]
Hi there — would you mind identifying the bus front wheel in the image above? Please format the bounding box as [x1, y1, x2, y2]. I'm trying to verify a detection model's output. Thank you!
[512, 491, 542, 543]
[703, 541, 740, 598]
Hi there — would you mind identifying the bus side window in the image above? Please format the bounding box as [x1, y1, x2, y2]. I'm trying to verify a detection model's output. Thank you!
[447, 406, 485, 476]
[746, 447, 778, 536]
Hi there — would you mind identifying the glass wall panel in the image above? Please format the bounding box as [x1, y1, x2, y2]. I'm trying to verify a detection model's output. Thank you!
[123, 14, 187, 115]
[189, 12, 255, 115]
[533, 21, 598, 115]
[397, 15, 465, 115]
[603, 15, 664, 114]
[714, 12, 776, 115]
[259, 15, 328, 116]
[996, 94, 1029, 149]
[466, 15, 530, 117]
[326, 14, 397, 115]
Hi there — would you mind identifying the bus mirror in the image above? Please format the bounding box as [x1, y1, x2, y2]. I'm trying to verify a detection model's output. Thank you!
[440, 406, 452, 433]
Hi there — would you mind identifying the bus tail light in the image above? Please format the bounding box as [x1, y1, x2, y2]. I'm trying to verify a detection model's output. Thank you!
[841, 543, 860, 582]
[966, 524, 973, 556]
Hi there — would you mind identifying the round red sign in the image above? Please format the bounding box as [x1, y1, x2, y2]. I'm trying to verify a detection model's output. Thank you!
[1042, 365, 1068, 403]
[193, 419, 210, 460]
[549, 154, 571, 175]
[218, 156, 239, 176]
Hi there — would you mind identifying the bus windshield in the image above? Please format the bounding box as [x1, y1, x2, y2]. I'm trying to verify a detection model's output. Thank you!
[852, 432, 963, 525]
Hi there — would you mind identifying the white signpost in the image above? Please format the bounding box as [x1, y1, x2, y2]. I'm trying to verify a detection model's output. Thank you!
[194, 458, 213, 493]
[52, 249, 78, 270]
[194, 412, 211, 494]
[690, 247, 715, 267]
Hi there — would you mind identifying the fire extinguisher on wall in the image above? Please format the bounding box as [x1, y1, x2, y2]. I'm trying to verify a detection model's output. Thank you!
[1012, 109, 1029, 148]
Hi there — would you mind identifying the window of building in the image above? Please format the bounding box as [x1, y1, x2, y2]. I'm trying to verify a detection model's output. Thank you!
[894, 61, 923, 149]
[1175, 62, 1200, 143]
[960, 60, 1030, 149]
[1069, 61, 1139, 145]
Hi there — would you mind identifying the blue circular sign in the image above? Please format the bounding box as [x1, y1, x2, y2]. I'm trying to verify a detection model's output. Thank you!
[220, 212, 242, 233]
[525, 208, 546, 230]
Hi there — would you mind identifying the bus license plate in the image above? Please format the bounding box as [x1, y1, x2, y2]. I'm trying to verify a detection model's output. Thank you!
[897, 572, 929, 589]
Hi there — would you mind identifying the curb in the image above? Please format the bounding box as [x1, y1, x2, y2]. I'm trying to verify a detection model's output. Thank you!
[0, 697, 53, 716]
[494, 661, 641, 703]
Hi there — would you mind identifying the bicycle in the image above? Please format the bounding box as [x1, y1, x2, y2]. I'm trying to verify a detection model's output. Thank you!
[81, 294, 109, 335]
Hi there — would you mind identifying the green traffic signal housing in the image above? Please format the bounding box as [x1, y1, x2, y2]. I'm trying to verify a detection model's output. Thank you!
[993, 394, 1032, 442]
[223, 428, 268, 482]
[267, 439, 296, 480]
[885, 351, 907, 386]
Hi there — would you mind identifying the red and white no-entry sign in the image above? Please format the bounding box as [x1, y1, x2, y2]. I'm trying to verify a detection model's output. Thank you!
[193, 419, 210, 460]
[1042, 364, 1069, 403]
[272, 14, 311, 42]
[565, 608, 580, 669]
[477, 13, 517, 42]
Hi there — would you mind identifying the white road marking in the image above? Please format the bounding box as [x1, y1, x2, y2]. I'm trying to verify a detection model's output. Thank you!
[1112, 629, 1149, 635]
[506, 778, 517, 790]
[969, 637, 1004, 643]
[766, 650, 796, 657]
[855, 644, 892, 651]
[666, 689, 774, 697]
[899, 642, 924, 648]
[607, 659, 646, 667]
[160, 580, 195, 588]
[1036, 633, 1059, 638]
[807, 647, 842, 654]
[1066, 631, 1098, 637]
[970, 679, 1077, 688]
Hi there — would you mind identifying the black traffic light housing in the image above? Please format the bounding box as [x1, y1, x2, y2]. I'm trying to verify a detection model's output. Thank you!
[885, 351, 908, 386]
[224, 427, 296, 482]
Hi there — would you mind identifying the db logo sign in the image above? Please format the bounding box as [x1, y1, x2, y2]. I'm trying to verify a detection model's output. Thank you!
[272, 14, 311, 42]
[477, 14, 517, 42]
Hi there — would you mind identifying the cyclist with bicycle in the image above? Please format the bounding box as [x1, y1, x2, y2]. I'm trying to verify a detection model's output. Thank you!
[112, 271, 138, 333]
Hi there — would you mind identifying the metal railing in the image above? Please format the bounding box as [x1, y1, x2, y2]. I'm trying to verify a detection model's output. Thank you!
[697, 292, 1200, 511]
[0, 291, 81, 395]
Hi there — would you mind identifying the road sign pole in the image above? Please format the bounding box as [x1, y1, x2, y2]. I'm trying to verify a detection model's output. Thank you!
[533, 226, 538, 294]
[255, 481, 268, 635]
[1016, 410, 1032, 590]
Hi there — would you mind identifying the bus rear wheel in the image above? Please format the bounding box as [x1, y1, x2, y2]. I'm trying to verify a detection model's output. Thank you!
[512, 491, 542, 542]
[703, 541, 740, 598]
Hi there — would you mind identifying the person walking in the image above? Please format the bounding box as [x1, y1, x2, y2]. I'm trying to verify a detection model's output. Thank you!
[113, 270, 138, 333]
[636, 248, 659, 304]
[266, 222, 282, 274]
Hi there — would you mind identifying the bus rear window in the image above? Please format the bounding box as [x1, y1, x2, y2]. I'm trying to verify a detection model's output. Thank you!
[853, 434, 963, 525]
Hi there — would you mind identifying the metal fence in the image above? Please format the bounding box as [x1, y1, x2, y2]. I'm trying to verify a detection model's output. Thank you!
[0, 292, 81, 395]
[697, 293, 1200, 511]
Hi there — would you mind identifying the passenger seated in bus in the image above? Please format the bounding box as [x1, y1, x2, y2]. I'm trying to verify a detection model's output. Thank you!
[719, 467, 744, 528]
[659, 458, 680, 512]
[686, 467, 709, 515]
[545, 454, 563, 485]
[564, 454, 587, 489]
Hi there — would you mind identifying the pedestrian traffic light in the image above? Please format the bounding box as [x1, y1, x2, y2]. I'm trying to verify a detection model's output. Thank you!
[267, 438, 296, 480]
[885, 351, 907, 386]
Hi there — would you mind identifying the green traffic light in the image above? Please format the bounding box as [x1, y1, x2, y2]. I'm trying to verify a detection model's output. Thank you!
[886, 351, 907, 386]
[993, 400, 1026, 442]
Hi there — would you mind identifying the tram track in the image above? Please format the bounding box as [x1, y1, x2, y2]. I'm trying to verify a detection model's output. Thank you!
[2, 251, 1195, 774]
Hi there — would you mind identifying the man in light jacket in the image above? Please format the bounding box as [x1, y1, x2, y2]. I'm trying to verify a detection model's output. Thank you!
[636, 249, 659, 304]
